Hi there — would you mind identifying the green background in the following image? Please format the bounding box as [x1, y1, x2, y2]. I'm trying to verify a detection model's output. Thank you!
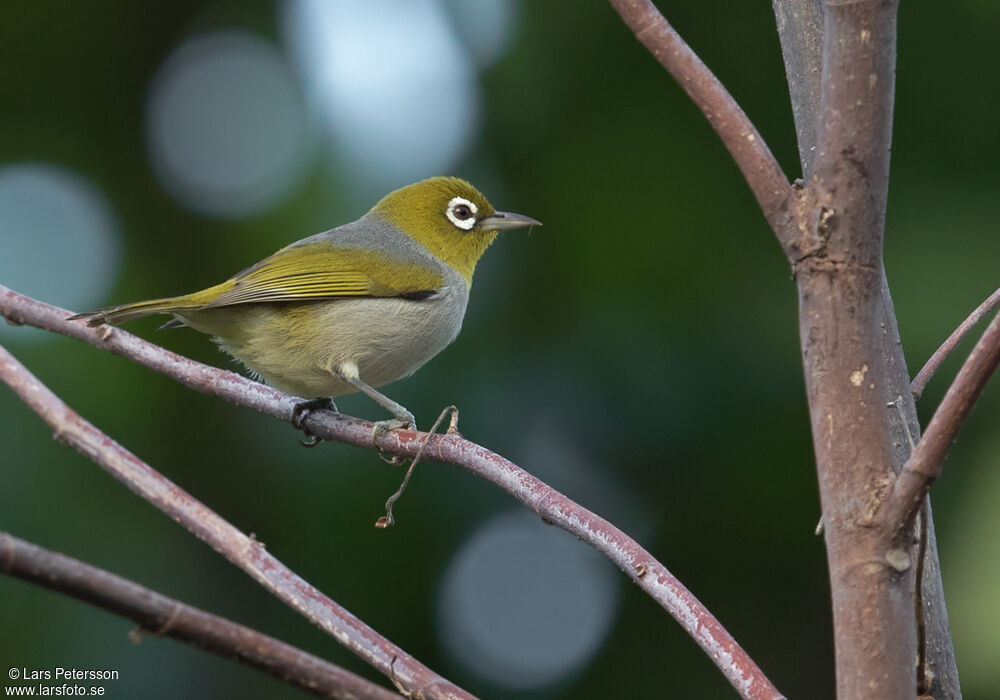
[2, 1, 999, 698]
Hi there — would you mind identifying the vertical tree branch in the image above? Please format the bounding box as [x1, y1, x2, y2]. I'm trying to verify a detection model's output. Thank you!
[771, 0, 824, 178]
[772, 2, 962, 697]
[612, 0, 961, 695]
[793, 2, 923, 698]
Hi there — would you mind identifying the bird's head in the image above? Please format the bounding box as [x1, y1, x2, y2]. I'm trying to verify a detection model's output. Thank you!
[372, 176, 540, 284]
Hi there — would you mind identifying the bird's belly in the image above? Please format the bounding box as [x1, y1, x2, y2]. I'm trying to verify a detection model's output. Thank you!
[178, 294, 465, 398]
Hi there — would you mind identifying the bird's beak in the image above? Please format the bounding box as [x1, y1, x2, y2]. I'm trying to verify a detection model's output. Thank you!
[479, 211, 542, 231]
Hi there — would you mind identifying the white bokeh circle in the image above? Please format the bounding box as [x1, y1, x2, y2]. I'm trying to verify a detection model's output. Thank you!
[146, 31, 311, 218]
[437, 510, 619, 691]
[0, 163, 121, 341]
[282, 0, 480, 190]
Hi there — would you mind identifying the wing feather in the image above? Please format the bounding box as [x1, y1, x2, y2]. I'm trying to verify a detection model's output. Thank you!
[199, 242, 443, 308]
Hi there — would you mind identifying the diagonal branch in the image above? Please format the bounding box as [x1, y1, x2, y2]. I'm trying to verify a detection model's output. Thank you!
[0, 342, 471, 700]
[0, 285, 785, 700]
[608, 0, 797, 249]
[885, 309, 1000, 540]
[911, 286, 1000, 400]
[0, 531, 400, 700]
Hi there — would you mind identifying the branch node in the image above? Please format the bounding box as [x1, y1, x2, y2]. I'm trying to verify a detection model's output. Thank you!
[884, 548, 911, 573]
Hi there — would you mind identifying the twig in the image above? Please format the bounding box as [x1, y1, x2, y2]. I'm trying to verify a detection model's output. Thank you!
[0, 285, 784, 700]
[911, 286, 1000, 399]
[0, 532, 400, 700]
[376, 405, 457, 529]
[607, 0, 796, 248]
[0, 341, 473, 700]
[884, 309, 1000, 540]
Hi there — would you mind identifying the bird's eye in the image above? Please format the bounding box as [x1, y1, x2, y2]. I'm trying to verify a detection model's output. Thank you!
[446, 196, 479, 231]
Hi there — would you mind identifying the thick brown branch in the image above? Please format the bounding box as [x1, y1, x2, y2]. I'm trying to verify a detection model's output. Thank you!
[797, 1, 917, 698]
[0, 532, 399, 700]
[911, 286, 1000, 399]
[0, 285, 785, 700]
[771, 2, 961, 697]
[886, 310, 1000, 539]
[0, 342, 472, 700]
[607, 0, 797, 251]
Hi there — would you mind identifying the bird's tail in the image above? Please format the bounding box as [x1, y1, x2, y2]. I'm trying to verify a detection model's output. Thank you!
[69, 294, 200, 327]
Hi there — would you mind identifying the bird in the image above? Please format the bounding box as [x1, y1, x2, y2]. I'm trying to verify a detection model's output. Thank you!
[71, 176, 540, 437]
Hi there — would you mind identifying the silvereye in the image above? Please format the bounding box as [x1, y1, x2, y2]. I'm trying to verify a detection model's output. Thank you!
[72, 177, 540, 433]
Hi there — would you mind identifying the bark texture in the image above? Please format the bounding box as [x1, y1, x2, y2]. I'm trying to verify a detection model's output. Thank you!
[774, 1, 960, 696]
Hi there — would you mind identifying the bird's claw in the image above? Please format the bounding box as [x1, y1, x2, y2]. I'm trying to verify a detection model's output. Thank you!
[291, 397, 338, 447]
[372, 413, 415, 438]
[373, 413, 415, 465]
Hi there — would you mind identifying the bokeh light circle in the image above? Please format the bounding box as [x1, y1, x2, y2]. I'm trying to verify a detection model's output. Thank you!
[437, 510, 619, 690]
[0, 163, 120, 340]
[146, 30, 310, 218]
[282, 0, 480, 190]
[444, 0, 518, 68]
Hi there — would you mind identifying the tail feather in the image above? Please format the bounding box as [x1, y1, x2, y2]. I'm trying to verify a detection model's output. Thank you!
[69, 280, 236, 327]
[69, 296, 198, 327]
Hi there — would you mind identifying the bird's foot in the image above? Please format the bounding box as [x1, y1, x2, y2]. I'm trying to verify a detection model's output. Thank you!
[292, 397, 338, 447]
[372, 411, 415, 465]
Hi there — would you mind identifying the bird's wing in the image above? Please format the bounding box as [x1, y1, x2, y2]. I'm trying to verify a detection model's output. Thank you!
[197, 240, 444, 308]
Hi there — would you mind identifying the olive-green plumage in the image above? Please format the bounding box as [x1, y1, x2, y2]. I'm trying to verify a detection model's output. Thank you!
[72, 177, 540, 426]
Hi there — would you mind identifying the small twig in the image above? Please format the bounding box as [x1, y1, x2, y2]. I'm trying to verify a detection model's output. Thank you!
[0, 342, 473, 700]
[0, 532, 400, 700]
[376, 406, 457, 529]
[911, 286, 1000, 399]
[885, 309, 1000, 540]
[0, 286, 784, 700]
[607, 0, 796, 248]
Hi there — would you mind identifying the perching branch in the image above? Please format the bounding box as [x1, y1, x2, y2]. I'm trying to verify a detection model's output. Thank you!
[911, 286, 1000, 399]
[0, 341, 471, 700]
[607, 0, 797, 250]
[0, 532, 400, 700]
[0, 284, 786, 700]
[885, 310, 1000, 540]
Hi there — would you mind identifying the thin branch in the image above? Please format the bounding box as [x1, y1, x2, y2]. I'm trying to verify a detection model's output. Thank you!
[885, 309, 1000, 540]
[770, 0, 823, 177]
[0, 342, 472, 700]
[0, 285, 785, 700]
[608, 0, 797, 250]
[911, 286, 1000, 399]
[0, 532, 400, 700]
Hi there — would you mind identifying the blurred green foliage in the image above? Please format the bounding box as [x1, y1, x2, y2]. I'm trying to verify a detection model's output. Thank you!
[2, 2, 999, 699]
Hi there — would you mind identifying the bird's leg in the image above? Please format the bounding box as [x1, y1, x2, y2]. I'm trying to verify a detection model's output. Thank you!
[291, 397, 338, 447]
[333, 362, 416, 439]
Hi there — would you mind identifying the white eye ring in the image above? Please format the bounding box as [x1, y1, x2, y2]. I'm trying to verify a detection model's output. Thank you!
[446, 196, 478, 230]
